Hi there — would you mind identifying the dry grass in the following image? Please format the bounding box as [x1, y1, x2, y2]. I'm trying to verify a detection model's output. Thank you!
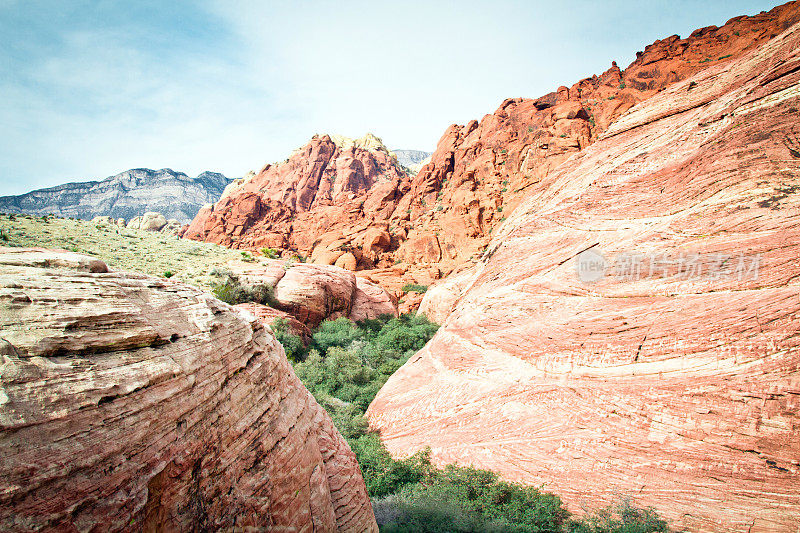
[0, 213, 241, 289]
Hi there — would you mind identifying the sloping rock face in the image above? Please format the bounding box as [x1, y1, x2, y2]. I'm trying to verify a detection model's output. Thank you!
[0, 169, 230, 223]
[0, 248, 377, 532]
[368, 16, 800, 533]
[227, 258, 398, 328]
[235, 302, 313, 340]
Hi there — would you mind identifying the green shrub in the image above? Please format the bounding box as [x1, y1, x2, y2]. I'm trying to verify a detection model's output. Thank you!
[260, 247, 279, 259]
[271, 318, 305, 361]
[210, 269, 278, 306]
[567, 499, 668, 533]
[163, 270, 174, 278]
[276, 314, 668, 532]
[241, 250, 255, 262]
[402, 283, 428, 294]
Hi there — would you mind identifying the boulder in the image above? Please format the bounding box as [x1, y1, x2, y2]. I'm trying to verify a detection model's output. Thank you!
[0, 248, 377, 531]
[160, 218, 182, 235]
[91, 215, 114, 225]
[335, 251, 358, 271]
[127, 211, 168, 232]
[350, 277, 398, 322]
[362, 227, 391, 259]
[226, 259, 398, 328]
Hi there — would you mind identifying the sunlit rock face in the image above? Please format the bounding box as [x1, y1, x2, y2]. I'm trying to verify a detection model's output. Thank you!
[369, 13, 800, 533]
[0, 247, 377, 532]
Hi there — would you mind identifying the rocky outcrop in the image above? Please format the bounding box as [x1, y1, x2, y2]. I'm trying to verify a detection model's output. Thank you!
[385, 1, 800, 276]
[368, 15, 800, 533]
[227, 258, 398, 328]
[184, 133, 411, 269]
[0, 168, 230, 223]
[235, 302, 312, 340]
[185, 5, 800, 316]
[0, 247, 377, 532]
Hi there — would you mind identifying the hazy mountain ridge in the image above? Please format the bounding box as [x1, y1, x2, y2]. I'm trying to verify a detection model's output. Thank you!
[391, 149, 432, 169]
[0, 168, 230, 223]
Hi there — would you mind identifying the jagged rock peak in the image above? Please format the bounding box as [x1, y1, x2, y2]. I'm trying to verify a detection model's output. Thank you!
[328, 132, 391, 153]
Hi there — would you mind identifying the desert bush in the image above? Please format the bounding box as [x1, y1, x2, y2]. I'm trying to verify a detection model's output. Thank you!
[270, 318, 304, 362]
[277, 314, 667, 532]
[210, 269, 277, 307]
[566, 499, 668, 533]
[401, 283, 428, 294]
[260, 247, 279, 259]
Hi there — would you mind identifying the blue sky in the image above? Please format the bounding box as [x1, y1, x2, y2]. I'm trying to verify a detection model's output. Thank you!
[0, 0, 784, 195]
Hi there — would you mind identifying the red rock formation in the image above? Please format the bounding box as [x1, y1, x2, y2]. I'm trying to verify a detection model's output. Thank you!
[0, 247, 377, 532]
[185, 133, 411, 269]
[226, 258, 398, 328]
[389, 1, 800, 274]
[185, 4, 800, 317]
[368, 17, 800, 533]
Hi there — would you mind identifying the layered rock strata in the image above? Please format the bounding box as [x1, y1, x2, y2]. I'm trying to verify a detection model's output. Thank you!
[0, 247, 377, 532]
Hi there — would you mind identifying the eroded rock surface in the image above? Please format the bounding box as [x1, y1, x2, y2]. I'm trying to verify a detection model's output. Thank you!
[0, 248, 377, 532]
[369, 17, 800, 533]
[227, 258, 398, 328]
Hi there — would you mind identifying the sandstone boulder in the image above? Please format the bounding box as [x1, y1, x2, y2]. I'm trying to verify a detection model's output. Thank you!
[351, 277, 398, 322]
[127, 211, 167, 232]
[160, 218, 182, 235]
[335, 251, 358, 271]
[362, 227, 391, 259]
[369, 19, 800, 533]
[227, 259, 398, 328]
[91, 215, 114, 225]
[0, 248, 377, 532]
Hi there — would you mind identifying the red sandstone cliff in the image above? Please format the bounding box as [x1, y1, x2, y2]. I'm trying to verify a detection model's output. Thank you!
[185, 3, 800, 314]
[368, 11, 800, 533]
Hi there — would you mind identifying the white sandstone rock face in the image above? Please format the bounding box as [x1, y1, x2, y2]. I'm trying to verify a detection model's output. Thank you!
[0, 248, 377, 532]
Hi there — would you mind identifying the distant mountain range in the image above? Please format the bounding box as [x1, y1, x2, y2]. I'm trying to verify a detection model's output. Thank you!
[391, 149, 431, 173]
[0, 168, 231, 223]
